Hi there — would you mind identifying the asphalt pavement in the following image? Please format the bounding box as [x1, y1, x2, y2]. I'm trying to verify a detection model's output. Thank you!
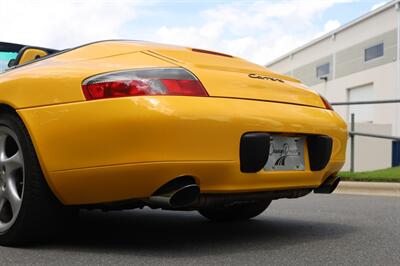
[0, 194, 399, 265]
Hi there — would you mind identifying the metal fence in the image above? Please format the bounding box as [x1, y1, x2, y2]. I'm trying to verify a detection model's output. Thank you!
[331, 99, 400, 172]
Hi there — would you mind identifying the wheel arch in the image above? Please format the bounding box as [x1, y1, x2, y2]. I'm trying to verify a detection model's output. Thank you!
[0, 103, 18, 115]
[0, 103, 63, 204]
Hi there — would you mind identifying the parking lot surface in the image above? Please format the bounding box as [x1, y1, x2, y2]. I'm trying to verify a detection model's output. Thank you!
[0, 194, 399, 265]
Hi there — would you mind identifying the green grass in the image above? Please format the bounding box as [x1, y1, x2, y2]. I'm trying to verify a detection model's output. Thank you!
[340, 166, 400, 182]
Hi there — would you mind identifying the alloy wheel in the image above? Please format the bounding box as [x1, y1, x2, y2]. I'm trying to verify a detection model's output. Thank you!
[0, 126, 24, 233]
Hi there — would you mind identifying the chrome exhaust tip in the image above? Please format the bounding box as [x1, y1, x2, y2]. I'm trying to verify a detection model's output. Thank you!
[147, 176, 200, 208]
[314, 176, 341, 194]
[149, 184, 200, 208]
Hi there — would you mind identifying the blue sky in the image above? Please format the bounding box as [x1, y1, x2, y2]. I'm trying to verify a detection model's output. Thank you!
[0, 0, 391, 64]
[124, 1, 385, 35]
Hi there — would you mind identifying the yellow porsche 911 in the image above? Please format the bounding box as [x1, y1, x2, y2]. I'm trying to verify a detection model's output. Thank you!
[0, 40, 347, 245]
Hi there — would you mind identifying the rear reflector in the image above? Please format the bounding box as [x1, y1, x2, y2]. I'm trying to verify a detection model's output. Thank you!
[320, 95, 334, 110]
[82, 68, 208, 100]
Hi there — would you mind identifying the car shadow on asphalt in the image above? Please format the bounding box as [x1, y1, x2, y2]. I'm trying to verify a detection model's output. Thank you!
[29, 207, 357, 257]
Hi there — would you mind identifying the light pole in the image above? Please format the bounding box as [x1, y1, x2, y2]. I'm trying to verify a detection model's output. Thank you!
[395, 2, 400, 136]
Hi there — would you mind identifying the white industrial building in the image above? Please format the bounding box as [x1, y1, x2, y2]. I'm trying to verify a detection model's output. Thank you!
[266, 0, 400, 171]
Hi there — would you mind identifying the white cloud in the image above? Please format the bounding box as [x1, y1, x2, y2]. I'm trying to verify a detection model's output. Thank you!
[0, 0, 354, 65]
[151, 0, 354, 65]
[155, 21, 224, 50]
[323, 20, 342, 33]
[371, 1, 387, 10]
[0, 0, 152, 49]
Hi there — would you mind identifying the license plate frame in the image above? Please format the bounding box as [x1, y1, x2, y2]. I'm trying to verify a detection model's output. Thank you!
[264, 135, 305, 171]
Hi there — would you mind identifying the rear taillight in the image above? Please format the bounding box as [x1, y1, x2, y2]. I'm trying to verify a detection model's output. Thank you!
[320, 95, 334, 110]
[82, 68, 208, 100]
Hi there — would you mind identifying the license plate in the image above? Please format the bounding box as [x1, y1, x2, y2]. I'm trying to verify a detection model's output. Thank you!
[264, 136, 305, 171]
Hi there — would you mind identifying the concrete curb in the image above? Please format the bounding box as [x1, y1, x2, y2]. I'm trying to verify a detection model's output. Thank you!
[334, 181, 400, 197]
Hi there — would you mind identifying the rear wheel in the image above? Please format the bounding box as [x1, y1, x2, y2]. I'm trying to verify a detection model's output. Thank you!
[198, 200, 271, 221]
[0, 112, 75, 246]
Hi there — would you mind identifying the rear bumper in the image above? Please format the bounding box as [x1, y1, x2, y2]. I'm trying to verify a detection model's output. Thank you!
[18, 96, 347, 205]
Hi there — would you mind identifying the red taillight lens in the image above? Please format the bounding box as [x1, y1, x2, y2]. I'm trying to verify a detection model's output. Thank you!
[82, 68, 208, 100]
[160, 79, 208, 96]
[320, 95, 334, 110]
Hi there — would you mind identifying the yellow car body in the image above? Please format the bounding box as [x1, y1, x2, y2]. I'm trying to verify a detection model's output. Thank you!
[0, 41, 347, 206]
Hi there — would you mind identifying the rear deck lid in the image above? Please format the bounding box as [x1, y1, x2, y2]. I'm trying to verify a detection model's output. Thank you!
[147, 47, 325, 108]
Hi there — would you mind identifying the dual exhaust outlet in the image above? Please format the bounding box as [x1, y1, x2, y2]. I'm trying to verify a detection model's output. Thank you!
[147, 174, 341, 209]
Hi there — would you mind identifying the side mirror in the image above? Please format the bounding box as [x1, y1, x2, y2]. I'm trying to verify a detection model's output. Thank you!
[13, 47, 49, 66]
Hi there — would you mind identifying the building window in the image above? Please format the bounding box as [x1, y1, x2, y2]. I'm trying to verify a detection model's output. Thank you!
[364, 43, 384, 62]
[316, 63, 330, 78]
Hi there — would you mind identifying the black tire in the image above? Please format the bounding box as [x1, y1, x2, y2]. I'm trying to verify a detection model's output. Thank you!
[0, 112, 76, 246]
[198, 200, 271, 221]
